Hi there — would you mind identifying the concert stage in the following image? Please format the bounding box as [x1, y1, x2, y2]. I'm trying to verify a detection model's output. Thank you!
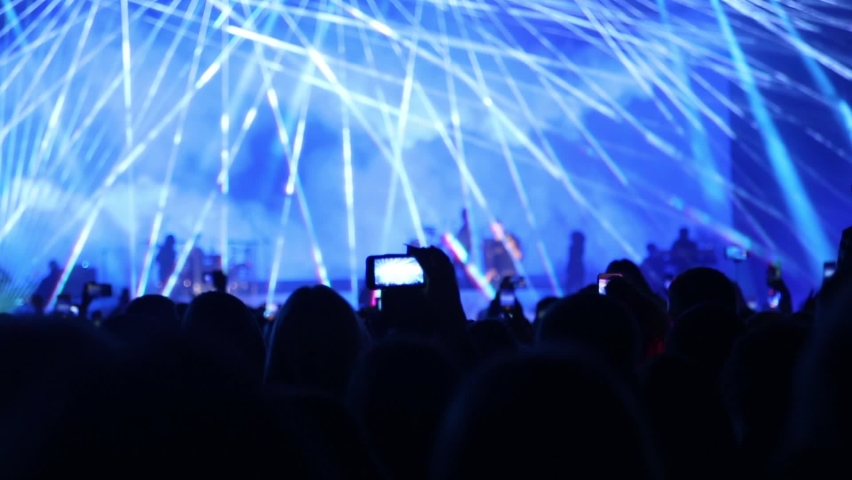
[1, 2, 849, 312]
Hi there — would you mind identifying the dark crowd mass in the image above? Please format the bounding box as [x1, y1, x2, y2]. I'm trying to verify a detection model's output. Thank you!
[2, 223, 852, 480]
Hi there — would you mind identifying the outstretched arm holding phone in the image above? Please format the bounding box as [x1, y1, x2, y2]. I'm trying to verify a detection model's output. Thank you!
[482, 277, 533, 344]
[368, 247, 467, 342]
[767, 264, 793, 316]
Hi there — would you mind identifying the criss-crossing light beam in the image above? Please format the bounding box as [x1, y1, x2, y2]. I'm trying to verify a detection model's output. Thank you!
[137, 0, 209, 297]
[1, 0, 851, 314]
[711, 0, 833, 270]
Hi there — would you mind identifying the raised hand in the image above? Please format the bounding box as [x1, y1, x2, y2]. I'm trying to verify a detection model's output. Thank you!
[408, 245, 466, 325]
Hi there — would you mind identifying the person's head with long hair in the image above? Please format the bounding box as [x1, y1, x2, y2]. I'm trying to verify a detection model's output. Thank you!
[607, 259, 653, 295]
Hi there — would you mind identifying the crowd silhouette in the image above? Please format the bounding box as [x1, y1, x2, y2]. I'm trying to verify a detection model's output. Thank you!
[1, 229, 849, 480]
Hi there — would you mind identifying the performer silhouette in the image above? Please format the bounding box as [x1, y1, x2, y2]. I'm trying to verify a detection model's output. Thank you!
[485, 221, 522, 285]
[566, 231, 586, 294]
[156, 235, 177, 287]
[670, 227, 699, 274]
[33, 260, 63, 300]
[457, 209, 472, 259]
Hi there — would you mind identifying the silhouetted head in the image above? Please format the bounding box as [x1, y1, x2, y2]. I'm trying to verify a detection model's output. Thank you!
[535, 296, 559, 322]
[668, 267, 737, 321]
[571, 231, 585, 243]
[647, 243, 658, 254]
[607, 259, 653, 294]
[537, 293, 640, 374]
[164, 235, 175, 246]
[679, 228, 689, 239]
[432, 349, 661, 480]
[48, 261, 60, 272]
[666, 302, 744, 382]
[266, 285, 365, 397]
[183, 292, 265, 379]
[103, 295, 179, 338]
[604, 277, 669, 362]
[125, 295, 178, 324]
[461, 209, 468, 222]
[348, 339, 459, 480]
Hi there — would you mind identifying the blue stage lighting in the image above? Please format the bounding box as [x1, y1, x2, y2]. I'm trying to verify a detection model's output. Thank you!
[0, 0, 850, 312]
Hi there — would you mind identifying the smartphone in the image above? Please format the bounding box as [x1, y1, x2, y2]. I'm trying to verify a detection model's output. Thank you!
[264, 303, 278, 320]
[366, 254, 425, 290]
[371, 289, 381, 309]
[86, 283, 113, 298]
[500, 291, 515, 309]
[768, 290, 782, 309]
[597, 273, 622, 295]
[663, 275, 673, 290]
[725, 246, 748, 262]
[824, 261, 837, 280]
[203, 272, 213, 283]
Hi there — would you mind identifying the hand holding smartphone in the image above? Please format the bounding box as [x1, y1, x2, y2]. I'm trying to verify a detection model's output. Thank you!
[366, 254, 425, 290]
[597, 273, 622, 295]
[500, 291, 515, 309]
[768, 290, 782, 310]
[497, 276, 523, 310]
[824, 261, 837, 281]
[264, 303, 278, 321]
